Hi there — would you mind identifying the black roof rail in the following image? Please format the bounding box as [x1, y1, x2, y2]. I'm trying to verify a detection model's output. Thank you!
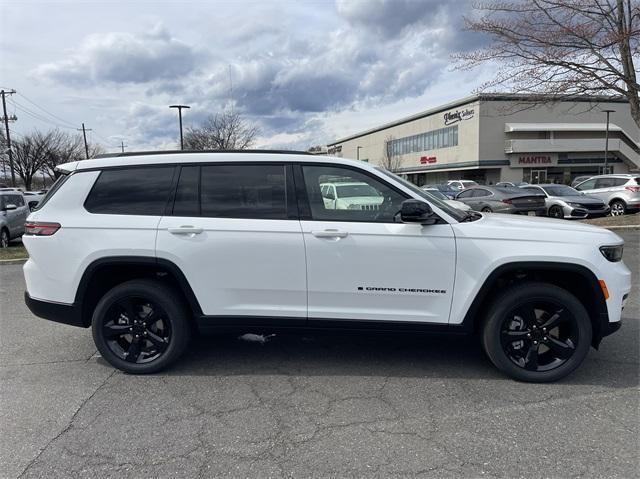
[93, 149, 314, 159]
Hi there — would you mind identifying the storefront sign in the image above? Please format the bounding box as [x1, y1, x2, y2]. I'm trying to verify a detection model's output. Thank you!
[444, 108, 474, 125]
[327, 145, 342, 154]
[518, 155, 552, 165]
[420, 156, 437, 164]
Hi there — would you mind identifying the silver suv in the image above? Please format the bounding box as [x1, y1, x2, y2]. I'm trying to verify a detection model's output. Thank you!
[574, 174, 640, 216]
[0, 189, 29, 247]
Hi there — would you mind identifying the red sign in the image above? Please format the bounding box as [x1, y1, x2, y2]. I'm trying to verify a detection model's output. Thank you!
[420, 156, 437, 164]
[518, 155, 551, 165]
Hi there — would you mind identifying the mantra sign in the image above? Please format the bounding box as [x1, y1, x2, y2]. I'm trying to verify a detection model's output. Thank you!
[420, 156, 437, 164]
[518, 155, 552, 165]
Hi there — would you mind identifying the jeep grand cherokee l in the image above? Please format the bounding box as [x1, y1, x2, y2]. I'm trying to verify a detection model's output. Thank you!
[23, 151, 631, 382]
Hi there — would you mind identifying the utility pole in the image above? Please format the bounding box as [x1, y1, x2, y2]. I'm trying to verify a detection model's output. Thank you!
[169, 105, 190, 150]
[120, 140, 127, 153]
[1, 89, 17, 187]
[602, 109, 614, 175]
[77, 123, 92, 159]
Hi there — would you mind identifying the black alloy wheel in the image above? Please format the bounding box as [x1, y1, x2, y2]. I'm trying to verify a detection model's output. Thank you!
[482, 282, 592, 382]
[548, 205, 564, 219]
[0, 229, 8, 248]
[92, 279, 191, 374]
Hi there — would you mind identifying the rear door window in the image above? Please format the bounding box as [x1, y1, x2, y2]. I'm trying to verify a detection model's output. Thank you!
[85, 166, 175, 215]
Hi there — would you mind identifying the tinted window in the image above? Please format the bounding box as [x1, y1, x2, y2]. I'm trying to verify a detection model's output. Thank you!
[613, 178, 629, 186]
[13, 195, 25, 206]
[576, 179, 596, 191]
[456, 189, 474, 198]
[173, 166, 200, 217]
[595, 178, 615, 188]
[302, 165, 407, 223]
[472, 189, 490, 197]
[200, 164, 286, 219]
[85, 167, 174, 215]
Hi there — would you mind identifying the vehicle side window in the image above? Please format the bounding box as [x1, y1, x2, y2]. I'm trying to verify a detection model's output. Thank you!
[200, 164, 287, 219]
[14, 195, 25, 207]
[456, 189, 474, 198]
[613, 178, 629, 186]
[301, 165, 407, 223]
[85, 166, 175, 215]
[472, 189, 490, 197]
[173, 166, 200, 217]
[575, 179, 596, 190]
[595, 178, 615, 188]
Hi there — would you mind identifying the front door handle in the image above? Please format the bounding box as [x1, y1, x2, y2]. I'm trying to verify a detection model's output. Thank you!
[167, 226, 203, 235]
[312, 229, 349, 238]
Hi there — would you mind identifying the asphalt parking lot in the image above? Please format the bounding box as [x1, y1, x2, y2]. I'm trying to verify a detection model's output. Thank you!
[1, 231, 638, 479]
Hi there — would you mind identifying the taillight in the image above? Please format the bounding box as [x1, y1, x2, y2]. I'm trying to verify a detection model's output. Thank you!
[624, 185, 640, 192]
[24, 222, 61, 236]
[501, 198, 513, 204]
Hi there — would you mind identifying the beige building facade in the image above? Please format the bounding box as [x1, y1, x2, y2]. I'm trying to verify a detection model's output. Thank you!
[327, 94, 640, 186]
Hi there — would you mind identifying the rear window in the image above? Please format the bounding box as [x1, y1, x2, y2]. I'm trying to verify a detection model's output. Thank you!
[84, 166, 175, 215]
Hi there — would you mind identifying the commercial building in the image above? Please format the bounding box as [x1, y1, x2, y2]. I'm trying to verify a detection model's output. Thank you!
[327, 94, 640, 185]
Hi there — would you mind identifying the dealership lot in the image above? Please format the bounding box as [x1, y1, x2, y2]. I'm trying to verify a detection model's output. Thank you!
[1, 231, 638, 478]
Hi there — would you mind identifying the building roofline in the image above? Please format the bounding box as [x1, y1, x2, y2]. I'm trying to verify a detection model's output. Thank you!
[327, 93, 630, 146]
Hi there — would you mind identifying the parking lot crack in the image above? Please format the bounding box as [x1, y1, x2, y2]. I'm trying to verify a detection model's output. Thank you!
[16, 369, 117, 478]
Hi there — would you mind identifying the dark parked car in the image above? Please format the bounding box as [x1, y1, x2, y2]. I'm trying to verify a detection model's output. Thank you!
[520, 184, 609, 219]
[423, 183, 458, 199]
[455, 186, 546, 215]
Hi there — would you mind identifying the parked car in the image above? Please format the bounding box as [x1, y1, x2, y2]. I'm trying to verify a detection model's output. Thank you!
[520, 184, 609, 219]
[571, 175, 593, 188]
[574, 174, 640, 216]
[23, 191, 46, 211]
[421, 187, 471, 211]
[320, 181, 384, 210]
[423, 183, 458, 199]
[23, 151, 630, 382]
[455, 186, 546, 215]
[0, 189, 29, 247]
[447, 179, 478, 191]
[496, 181, 528, 187]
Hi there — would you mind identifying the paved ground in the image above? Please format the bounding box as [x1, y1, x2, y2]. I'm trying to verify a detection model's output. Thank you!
[1, 231, 638, 478]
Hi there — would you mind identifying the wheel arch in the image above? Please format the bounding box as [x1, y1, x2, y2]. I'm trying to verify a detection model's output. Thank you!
[75, 256, 202, 327]
[461, 261, 609, 348]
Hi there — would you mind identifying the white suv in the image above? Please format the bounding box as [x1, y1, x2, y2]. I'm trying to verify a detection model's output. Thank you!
[23, 152, 631, 382]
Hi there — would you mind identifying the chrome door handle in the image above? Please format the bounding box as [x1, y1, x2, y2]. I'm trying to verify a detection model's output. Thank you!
[167, 226, 203, 235]
[311, 229, 349, 238]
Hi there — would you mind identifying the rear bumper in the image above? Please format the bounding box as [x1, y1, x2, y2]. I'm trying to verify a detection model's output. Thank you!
[24, 292, 86, 328]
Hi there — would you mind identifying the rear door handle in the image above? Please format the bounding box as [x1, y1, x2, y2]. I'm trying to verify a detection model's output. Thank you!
[167, 226, 203, 235]
[311, 229, 349, 238]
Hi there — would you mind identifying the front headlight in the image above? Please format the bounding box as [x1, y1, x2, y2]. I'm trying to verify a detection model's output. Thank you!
[600, 245, 623, 262]
[567, 202, 583, 208]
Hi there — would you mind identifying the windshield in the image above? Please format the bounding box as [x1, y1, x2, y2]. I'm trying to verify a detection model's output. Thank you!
[336, 184, 380, 198]
[543, 185, 580, 196]
[375, 168, 468, 221]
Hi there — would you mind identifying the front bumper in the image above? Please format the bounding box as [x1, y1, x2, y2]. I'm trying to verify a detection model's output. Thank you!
[24, 292, 86, 328]
[563, 205, 610, 219]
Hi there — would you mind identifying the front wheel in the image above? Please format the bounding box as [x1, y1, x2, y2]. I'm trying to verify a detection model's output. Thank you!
[481, 282, 592, 382]
[92, 279, 191, 374]
[481, 206, 492, 213]
[0, 229, 9, 248]
[548, 205, 564, 219]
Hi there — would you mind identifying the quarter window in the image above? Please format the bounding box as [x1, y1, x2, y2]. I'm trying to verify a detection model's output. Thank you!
[302, 165, 407, 223]
[85, 167, 175, 215]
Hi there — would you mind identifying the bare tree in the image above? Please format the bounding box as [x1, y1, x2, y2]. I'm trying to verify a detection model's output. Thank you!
[184, 111, 259, 150]
[455, 0, 640, 127]
[381, 135, 402, 172]
[41, 131, 104, 180]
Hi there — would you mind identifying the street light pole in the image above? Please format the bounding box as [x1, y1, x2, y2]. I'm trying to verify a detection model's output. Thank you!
[169, 105, 190, 150]
[356, 146, 362, 161]
[602, 109, 614, 175]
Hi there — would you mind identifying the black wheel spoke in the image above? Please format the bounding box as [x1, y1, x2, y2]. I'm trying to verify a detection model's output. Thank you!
[524, 343, 540, 371]
[539, 309, 564, 330]
[118, 297, 139, 323]
[546, 337, 575, 359]
[103, 323, 132, 339]
[502, 329, 529, 340]
[145, 330, 168, 352]
[125, 339, 142, 363]
[519, 307, 538, 328]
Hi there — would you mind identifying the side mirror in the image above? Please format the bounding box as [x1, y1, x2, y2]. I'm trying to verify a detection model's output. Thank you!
[3, 203, 17, 211]
[400, 199, 435, 224]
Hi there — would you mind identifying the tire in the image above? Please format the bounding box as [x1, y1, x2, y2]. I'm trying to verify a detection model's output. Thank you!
[481, 207, 493, 213]
[0, 228, 8, 248]
[609, 200, 626, 216]
[92, 279, 191, 374]
[481, 282, 592, 382]
[548, 205, 564, 219]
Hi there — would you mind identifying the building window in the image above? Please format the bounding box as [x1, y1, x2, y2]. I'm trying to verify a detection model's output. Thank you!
[387, 125, 458, 157]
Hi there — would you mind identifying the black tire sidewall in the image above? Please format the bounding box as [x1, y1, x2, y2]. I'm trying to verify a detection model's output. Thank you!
[92, 279, 191, 374]
[549, 206, 563, 218]
[0, 229, 8, 248]
[482, 282, 592, 383]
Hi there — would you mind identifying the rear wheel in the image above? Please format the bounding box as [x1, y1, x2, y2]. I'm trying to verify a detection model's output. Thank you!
[0, 229, 8, 248]
[481, 206, 492, 213]
[92, 279, 191, 374]
[609, 200, 626, 216]
[548, 205, 564, 219]
[481, 282, 591, 382]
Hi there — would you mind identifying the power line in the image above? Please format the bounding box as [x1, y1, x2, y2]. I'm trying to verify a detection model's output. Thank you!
[16, 92, 78, 129]
[8, 98, 76, 130]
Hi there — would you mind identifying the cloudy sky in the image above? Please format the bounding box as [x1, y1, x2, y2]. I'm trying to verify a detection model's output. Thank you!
[0, 0, 491, 152]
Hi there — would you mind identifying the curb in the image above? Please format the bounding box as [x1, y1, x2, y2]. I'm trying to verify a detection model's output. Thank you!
[0, 258, 28, 265]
